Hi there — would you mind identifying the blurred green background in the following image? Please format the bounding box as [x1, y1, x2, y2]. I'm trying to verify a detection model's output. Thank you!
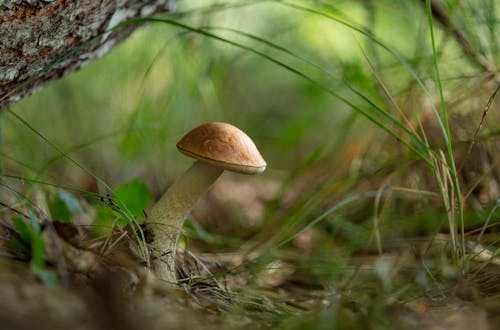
[1, 0, 499, 327]
[1, 0, 498, 270]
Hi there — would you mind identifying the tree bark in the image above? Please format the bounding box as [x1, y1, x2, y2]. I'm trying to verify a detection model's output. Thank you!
[0, 0, 175, 107]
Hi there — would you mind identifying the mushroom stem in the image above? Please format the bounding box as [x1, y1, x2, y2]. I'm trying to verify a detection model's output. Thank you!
[146, 160, 223, 283]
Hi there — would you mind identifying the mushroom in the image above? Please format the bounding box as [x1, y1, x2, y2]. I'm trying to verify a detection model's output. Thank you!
[145, 122, 267, 283]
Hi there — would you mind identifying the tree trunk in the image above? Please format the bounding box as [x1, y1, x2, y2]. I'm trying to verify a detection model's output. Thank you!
[0, 0, 175, 107]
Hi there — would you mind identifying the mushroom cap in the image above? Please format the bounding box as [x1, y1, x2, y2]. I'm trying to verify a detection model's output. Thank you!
[176, 122, 267, 174]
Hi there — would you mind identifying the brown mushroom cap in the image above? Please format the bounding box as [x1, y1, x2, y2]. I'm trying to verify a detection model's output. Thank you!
[176, 122, 267, 174]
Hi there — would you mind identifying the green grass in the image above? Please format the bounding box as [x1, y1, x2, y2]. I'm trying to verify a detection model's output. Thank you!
[0, 0, 499, 328]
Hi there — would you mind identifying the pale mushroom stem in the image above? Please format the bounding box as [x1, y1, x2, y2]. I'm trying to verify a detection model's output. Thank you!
[146, 160, 223, 283]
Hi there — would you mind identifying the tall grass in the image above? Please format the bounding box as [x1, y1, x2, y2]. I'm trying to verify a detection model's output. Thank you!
[424, 0, 464, 261]
[0, 0, 498, 327]
[113, 0, 492, 263]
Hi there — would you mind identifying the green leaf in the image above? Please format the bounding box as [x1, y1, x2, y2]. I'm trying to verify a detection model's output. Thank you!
[93, 204, 124, 233]
[9, 237, 29, 253]
[31, 266, 59, 285]
[114, 179, 152, 219]
[48, 189, 82, 223]
[12, 216, 32, 245]
[11, 216, 47, 268]
[49, 197, 71, 222]
[30, 232, 47, 268]
[57, 189, 83, 214]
